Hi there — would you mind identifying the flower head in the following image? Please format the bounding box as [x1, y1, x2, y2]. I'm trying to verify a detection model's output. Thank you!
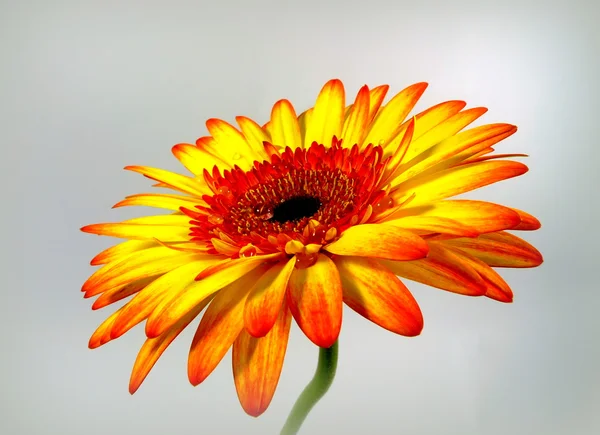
[81, 79, 542, 416]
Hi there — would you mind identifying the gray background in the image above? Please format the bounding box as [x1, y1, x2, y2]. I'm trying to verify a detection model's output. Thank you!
[2, 0, 599, 434]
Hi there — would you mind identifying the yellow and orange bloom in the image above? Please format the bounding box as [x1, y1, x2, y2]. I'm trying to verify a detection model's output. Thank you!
[81, 79, 542, 416]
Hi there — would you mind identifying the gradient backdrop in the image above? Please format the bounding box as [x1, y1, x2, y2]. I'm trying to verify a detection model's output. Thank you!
[2, 0, 598, 434]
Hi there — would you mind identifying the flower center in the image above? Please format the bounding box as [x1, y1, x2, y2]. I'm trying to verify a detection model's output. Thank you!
[183, 139, 393, 256]
[271, 196, 322, 224]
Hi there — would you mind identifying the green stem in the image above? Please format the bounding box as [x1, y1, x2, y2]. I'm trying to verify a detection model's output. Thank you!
[280, 340, 339, 435]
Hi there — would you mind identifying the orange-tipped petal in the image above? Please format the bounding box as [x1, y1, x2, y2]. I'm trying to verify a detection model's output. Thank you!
[441, 231, 543, 268]
[88, 309, 121, 349]
[404, 107, 488, 161]
[113, 193, 203, 211]
[124, 165, 208, 197]
[367, 85, 389, 122]
[391, 160, 529, 207]
[110, 259, 217, 340]
[334, 256, 423, 336]
[81, 216, 192, 241]
[304, 79, 345, 147]
[236, 116, 272, 156]
[410, 100, 467, 140]
[363, 82, 427, 148]
[172, 143, 227, 175]
[233, 306, 292, 416]
[324, 224, 429, 261]
[244, 257, 295, 337]
[287, 254, 342, 348]
[187, 266, 268, 385]
[146, 256, 274, 338]
[270, 99, 302, 149]
[90, 240, 156, 265]
[381, 244, 487, 296]
[387, 200, 522, 235]
[91, 276, 157, 310]
[129, 295, 213, 394]
[510, 208, 542, 230]
[341, 85, 370, 148]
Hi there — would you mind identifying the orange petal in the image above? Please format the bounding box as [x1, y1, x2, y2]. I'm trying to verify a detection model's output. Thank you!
[113, 193, 203, 211]
[441, 231, 543, 268]
[410, 100, 467, 140]
[324, 223, 429, 261]
[385, 215, 479, 237]
[510, 208, 542, 230]
[82, 247, 198, 297]
[206, 118, 266, 169]
[391, 160, 529, 207]
[91, 275, 157, 310]
[380, 244, 487, 296]
[110, 259, 218, 339]
[341, 85, 370, 148]
[388, 200, 522, 235]
[90, 240, 156, 265]
[446, 248, 514, 302]
[404, 107, 488, 161]
[363, 82, 427, 148]
[233, 306, 292, 416]
[334, 256, 423, 336]
[124, 165, 207, 197]
[304, 79, 345, 147]
[146, 256, 274, 338]
[187, 266, 268, 385]
[172, 143, 227, 175]
[270, 99, 302, 149]
[287, 254, 342, 348]
[129, 295, 213, 394]
[88, 309, 120, 349]
[367, 85, 390, 122]
[244, 257, 296, 337]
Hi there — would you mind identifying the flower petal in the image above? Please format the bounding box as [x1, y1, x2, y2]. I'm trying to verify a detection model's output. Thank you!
[380, 244, 487, 296]
[324, 223, 429, 261]
[334, 256, 423, 336]
[304, 79, 345, 147]
[113, 193, 202, 211]
[388, 200, 521, 235]
[91, 276, 157, 310]
[244, 257, 296, 337]
[510, 208, 542, 230]
[187, 266, 268, 385]
[341, 85, 370, 148]
[441, 231, 543, 268]
[206, 118, 267, 169]
[391, 160, 529, 207]
[233, 305, 292, 417]
[81, 217, 192, 241]
[129, 295, 213, 394]
[287, 254, 342, 348]
[172, 143, 228, 175]
[404, 107, 488, 161]
[363, 82, 427, 148]
[124, 165, 208, 197]
[236, 116, 272, 156]
[110, 259, 218, 339]
[88, 309, 120, 349]
[146, 256, 275, 338]
[90, 240, 156, 265]
[270, 99, 302, 149]
[385, 215, 479, 237]
[367, 85, 389, 122]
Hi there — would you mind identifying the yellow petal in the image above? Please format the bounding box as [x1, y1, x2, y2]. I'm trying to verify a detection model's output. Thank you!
[341, 85, 370, 148]
[367, 85, 389, 122]
[91, 275, 156, 310]
[385, 215, 479, 237]
[244, 257, 296, 337]
[206, 118, 266, 169]
[362, 82, 427, 148]
[287, 254, 343, 348]
[270, 99, 302, 149]
[145, 255, 278, 338]
[187, 266, 267, 385]
[129, 295, 213, 394]
[233, 306, 292, 416]
[172, 143, 230, 175]
[90, 240, 156, 265]
[381, 244, 487, 296]
[304, 79, 345, 147]
[391, 160, 529, 207]
[124, 165, 207, 197]
[324, 223, 429, 261]
[334, 256, 423, 336]
[113, 193, 203, 211]
[236, 116, 272, 157]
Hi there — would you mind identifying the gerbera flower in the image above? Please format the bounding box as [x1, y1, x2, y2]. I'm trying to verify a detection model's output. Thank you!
[81, 79, 542, 417]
